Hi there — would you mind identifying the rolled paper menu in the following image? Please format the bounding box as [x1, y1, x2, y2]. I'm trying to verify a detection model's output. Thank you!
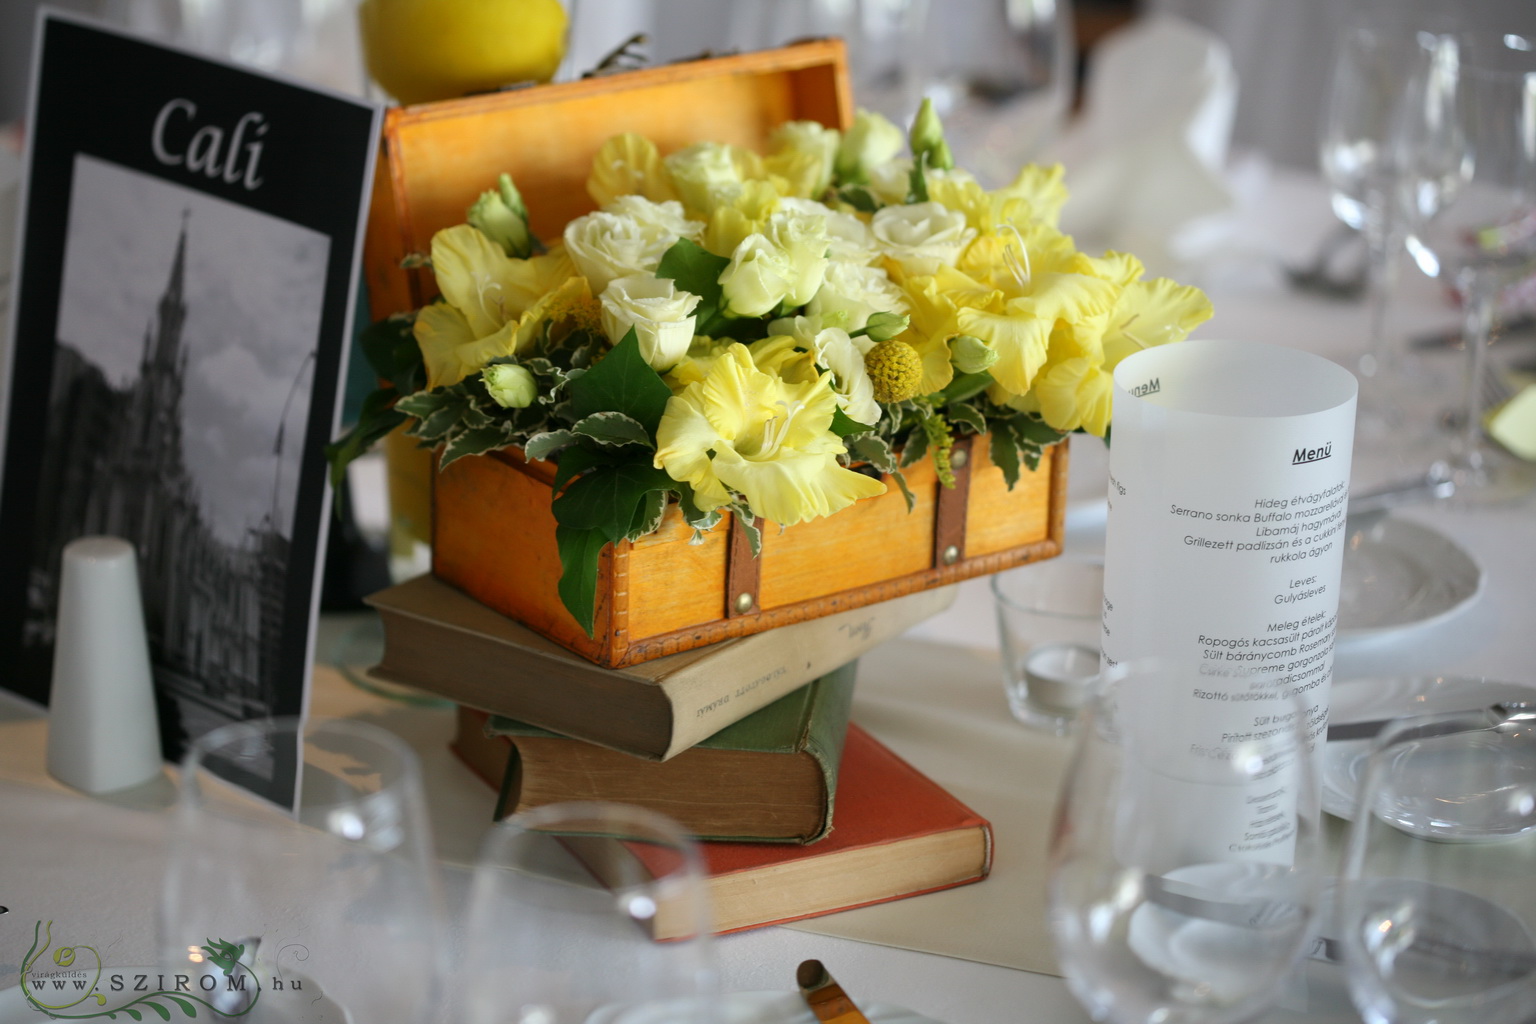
[1101, 339, 1356, 868]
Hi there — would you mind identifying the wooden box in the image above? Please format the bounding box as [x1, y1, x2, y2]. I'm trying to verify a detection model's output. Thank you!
[362, 40, 1067, 668]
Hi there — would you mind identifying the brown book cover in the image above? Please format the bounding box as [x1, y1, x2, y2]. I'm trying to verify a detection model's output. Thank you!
[558, 725, 993, 938]
[450, 661, 857, 844]
[369, 574, 955, 760]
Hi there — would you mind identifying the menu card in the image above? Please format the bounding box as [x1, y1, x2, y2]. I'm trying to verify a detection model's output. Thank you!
[1101, 339, 1357, 864]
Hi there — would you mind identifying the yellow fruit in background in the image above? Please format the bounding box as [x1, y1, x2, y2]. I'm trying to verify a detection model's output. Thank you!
[358, 0, 569, 105]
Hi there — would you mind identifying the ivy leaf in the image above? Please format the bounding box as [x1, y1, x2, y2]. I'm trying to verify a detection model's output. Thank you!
[625, 488, 668, 541]
[889, 467, 916, 512]
[847, 433, 899, 475]
[523, 429, 579, 462]
[324, 391, 406, 491]
[553, 460, 675, 537]
[1018, 416, 1067, 448]
[677, 484, 722, 533]
[555, 526, 606, 637]
[552, 445, 613, 496]
[898, 427, 929, 468]
[656, 238, 731, 333]
[358, 314, 423, 394]
[936, 371, 993, 405]
[572, 411, 653, 448]
[440, 424, 514, 470]
[730, 505, 762, 558]
[990, 429, 1022, 489]
[566, 329, 672, 435]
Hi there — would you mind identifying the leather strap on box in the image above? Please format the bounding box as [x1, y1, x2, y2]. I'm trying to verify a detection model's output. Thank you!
[726, 514, 761, 618]
[932, 434, 973, 569]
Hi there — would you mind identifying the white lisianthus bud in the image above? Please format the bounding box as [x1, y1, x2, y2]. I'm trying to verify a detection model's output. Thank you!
[765, 207, 831, 308]
[807, 261, 908, 333]
[769, 120, 841, 196]
[862, 310, 911, 343]
[870, 201, 976, 275]
[564, 208, 684, 295]
[908, 97, 954, 170]
[467, 173, 533, 258]
[599, 275, 702, 371]
[482, 363, 538, 408]
[948, 333, 999, 373]
[719, 233, 796, 317]
[835, 108, 905, 184]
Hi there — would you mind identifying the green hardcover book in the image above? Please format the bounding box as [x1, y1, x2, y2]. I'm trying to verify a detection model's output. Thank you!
[458, 661, 857, 844]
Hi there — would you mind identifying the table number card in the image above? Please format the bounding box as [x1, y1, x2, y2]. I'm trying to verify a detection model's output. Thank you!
[0, 13, 380, 765]
[1101, 339, 1357, 864]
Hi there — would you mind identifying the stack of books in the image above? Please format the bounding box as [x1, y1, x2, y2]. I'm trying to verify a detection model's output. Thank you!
[367, 574, 993, 936]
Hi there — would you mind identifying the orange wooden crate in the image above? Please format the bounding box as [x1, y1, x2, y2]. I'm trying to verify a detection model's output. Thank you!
[362, 40, 1067, 668]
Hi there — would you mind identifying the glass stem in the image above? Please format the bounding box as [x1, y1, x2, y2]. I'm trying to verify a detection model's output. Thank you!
[1361, 194, 1403, 381]
[1459, 289, 1494, 472]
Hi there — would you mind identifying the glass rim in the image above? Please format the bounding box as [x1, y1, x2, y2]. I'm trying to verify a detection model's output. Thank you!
[494, 799, 707, 881]
[988, 558, 1103, 613]
[182, 714, 423, 779]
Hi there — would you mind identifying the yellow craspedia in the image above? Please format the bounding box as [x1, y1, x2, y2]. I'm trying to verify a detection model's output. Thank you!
[358, 0, 569, 105]
[864, 339, 923, 403]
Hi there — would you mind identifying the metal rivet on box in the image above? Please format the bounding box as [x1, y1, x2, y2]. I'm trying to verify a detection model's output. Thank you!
[950, 448, 969, 469]
[941, 545, 960, 565]
[735, 592, 755, 614]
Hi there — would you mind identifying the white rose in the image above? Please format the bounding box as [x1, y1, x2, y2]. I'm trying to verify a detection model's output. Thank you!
[563, 209, 681, 295]
[807, 260, 908, 333]
[778, 197, 877, 264]
[719, 233, 795, 318]
[605, 195, 704, 243]
[867, 159, 980, 206]
[663, 142, 744, 216]
[600, 275, 702, 371]
[764, 207, 830, 308]
[870, 201, 977, 275]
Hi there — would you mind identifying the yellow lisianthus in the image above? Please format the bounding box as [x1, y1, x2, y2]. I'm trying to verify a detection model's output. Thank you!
[653, 344, 885, 525]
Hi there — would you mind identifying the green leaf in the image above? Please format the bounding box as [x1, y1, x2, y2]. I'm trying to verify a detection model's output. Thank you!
[524, 429, 579, 462]
[125, 1010, 142, 1020]
[566, 330, 673, 435]
[731, 506, 762, 558]
[439, 424, 513, 469]
[555, 525, 607, 637]
[946, 401, 987, 435]
[553, 460, 674, 537]
[572, 411, 654, 448]
[1018, 415, 1067, 448]
[935, 371, 993, 405]
[146, 1001, 172, 1021]
[990, 430, 1022, 489]
[551, 445, 613, 495]
[625, 488, 668, 541]
[358, 314, 424, 394]
[1022, 445, 1042, 472]
[847, 433, 899, 475]
[167, 995, 197, 1017]
[677, 484, 722, 532]
[889, 467, 916, 512]
[906, 150, 930, 204]
[898, 427, 929, 468]
[837, 186, 879, 213]
[325, 395, 406, 491]
[656, 238, 730, 331]
[829, 407, 874, 438]
[394, 388, 452, 422]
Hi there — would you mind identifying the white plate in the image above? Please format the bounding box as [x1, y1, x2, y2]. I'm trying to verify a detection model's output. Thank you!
[1323, 675, 1536, 824]
[1337, 518, 1482, 641]
[585, 991, 940, 1024]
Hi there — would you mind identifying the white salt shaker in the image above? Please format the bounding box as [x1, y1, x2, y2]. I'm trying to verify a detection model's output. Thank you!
[46, 536, 163, 793]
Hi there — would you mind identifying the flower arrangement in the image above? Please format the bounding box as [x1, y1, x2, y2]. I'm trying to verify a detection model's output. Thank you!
[330, 101, 1212, 634]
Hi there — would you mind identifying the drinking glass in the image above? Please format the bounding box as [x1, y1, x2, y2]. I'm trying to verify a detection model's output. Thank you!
[458, 801, 717, 1024]
[1048, 661, 1326, 1024]
[1337, 708, 1536, 1024]
[1399, 31, 1536, 502]
[991, 556, 1103, 734]
[159, 717, 445, 1023]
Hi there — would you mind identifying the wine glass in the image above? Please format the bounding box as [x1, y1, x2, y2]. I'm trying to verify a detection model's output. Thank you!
[1337, 707, 1536, 1024]
[1319, 25, 1439, 394]
[458, 801, 717, 1024]
[1047, 660, 1326, 1024]
[1399, 30, 1536, 502]
[159, 717, 446, 1022]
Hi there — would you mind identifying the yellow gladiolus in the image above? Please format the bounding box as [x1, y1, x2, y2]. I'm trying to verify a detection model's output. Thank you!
[587, 134, 679, 207]
[653, 344, 885, 525]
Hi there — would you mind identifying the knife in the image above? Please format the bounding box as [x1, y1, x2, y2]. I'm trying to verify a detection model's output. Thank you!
[797, 960, 874, 1024]
[1325, 700, 1534, 743]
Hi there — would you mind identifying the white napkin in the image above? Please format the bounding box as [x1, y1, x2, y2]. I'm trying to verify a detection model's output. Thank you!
[1047, 14, 1238, 276]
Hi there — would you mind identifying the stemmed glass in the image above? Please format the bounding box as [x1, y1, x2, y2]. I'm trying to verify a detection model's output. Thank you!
[1399, 30, 1536, 502]
[1047, 660, 1326, 1024]
[458, 801, 717, 1024]
[1337, 707, 1536, 1024]
[159, 717, 445, 1023]
[1319, 25, 1439, 393]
